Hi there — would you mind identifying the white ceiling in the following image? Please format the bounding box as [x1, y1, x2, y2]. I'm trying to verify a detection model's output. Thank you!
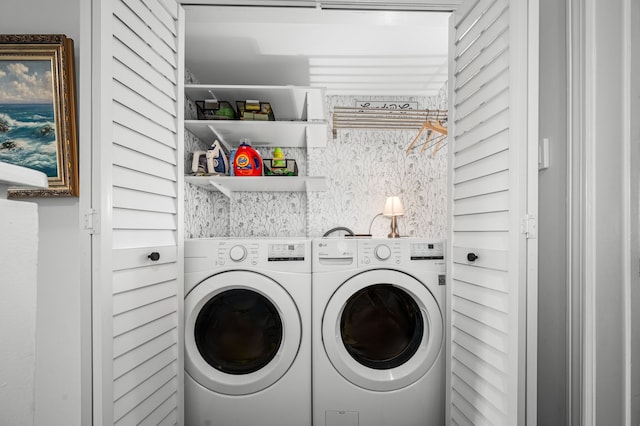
[184, 6, 450, 96]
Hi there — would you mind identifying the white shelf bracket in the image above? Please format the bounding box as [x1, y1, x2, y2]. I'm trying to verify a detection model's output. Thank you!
[208, 179, 232, 198]
[305, 124, 326, 148]
[207, 124, 230, 149]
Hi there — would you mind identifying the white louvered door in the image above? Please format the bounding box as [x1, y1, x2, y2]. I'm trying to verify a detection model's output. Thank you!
[446, 0, 538, 424]
[92, 0, 184, 424]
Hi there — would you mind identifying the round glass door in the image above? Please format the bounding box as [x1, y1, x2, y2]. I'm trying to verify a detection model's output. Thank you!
[322, 269, 443, 391]
[340, 284, 423, 370]
[185, 270, 301, 395]
[195, 289, 283, 375]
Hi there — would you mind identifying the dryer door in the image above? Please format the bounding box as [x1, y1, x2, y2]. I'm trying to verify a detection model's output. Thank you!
[185, 270, 301, 395]
[322, 269, 443, 391]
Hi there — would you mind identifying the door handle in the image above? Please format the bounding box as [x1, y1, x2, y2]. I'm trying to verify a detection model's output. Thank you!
[148, 252, 160, 261]
[466, 252, 478, 262]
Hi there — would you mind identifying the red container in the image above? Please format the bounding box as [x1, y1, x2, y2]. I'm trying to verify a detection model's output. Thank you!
[233, 141, 263, 176]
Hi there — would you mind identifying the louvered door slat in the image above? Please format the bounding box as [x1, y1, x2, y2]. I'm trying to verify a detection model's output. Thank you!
[452, 359, 508, 409]
[114, 263, 177, 294]
[136, 387, 178, 426]
[113, 187, 177, 214]
[113, 314, 177, 358]
[114, 1, 176, 64]
[113, 145, 177, 179]
[112, 18, 177, 83]
[454, 191, 509, 215]
[453, 297, 509, 333]
[452, 333, 509, 373]
[113, 280, 177, 315]
[453, 170, 509, 200]
[122, 0, 177, 52]
[113, 59, 177, 117]
[114, 125, 177, 165]
[113, 102, 176, 147]
[113, 38, 177, 100]
[448, 0, 537, 423]
[113, 345, 177, 400]
[113, 330, 177, 378]
[142, 0, 177, 36]
[113, 83, 177, 133]
[454, 149, 509, 184]
[454, 130, 508, 167]
[452, 375, 504, 422]
[113, 364, 176, 421]
[113, 166, 176, 197]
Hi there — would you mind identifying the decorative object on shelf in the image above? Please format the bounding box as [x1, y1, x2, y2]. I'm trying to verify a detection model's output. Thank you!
[263, 158, 298, 176]
[233, 139, 263, 176]
[236, 100, 275, 121]
[191, 140, 229, 176]
[383, 196, 405, 238]
[272, 147, 285, 167]
[0, 34, 79, 198]
[195, 99, 237, 120]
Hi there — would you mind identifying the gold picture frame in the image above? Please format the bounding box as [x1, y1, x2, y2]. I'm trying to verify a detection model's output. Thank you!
[0, 34, 78, 198]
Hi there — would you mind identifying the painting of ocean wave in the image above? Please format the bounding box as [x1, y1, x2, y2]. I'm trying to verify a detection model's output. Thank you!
[0, 58, 59, 178]
[0, 103, 57, 177]
[1, 35, 79, 197]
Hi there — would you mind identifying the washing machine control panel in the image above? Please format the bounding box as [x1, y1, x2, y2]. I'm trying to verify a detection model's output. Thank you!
[360, 240, 402, 265]
[409, 241, 444, 260]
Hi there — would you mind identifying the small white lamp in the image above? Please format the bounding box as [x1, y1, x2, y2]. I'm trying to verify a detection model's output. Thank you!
[383, 196, 405, 238]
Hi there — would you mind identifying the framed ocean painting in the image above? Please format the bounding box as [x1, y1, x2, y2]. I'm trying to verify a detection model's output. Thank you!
[0, 34, 78, 197]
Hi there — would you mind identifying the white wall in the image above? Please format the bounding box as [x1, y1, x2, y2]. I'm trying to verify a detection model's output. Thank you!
[0, 199, 39, 426]
[591, 1, 626, 423]
[537, 0, 568, 424]
[0, 1, 86, 425]
[630, 0, 640, 423]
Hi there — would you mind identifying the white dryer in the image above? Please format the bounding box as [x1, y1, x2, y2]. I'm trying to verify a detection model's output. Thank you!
[184, 238, 311, 426]
[312, 238, 445, 426]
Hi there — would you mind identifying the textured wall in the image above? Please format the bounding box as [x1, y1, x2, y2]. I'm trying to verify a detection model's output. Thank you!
[184, 69, 448, 239]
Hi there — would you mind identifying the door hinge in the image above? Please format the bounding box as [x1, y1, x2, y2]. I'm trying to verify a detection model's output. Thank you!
[83, 209, 99, 235]
[521, 214, 537, 239]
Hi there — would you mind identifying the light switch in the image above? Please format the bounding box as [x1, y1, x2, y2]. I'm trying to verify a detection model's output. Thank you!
[539, 138, 550, 170]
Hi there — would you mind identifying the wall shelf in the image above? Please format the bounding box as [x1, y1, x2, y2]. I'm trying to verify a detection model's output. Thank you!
[184, 84, 325, 121]
[185, 175, 327, 198]
[184, 120, 327, 148]
[184, 84, 327, 148]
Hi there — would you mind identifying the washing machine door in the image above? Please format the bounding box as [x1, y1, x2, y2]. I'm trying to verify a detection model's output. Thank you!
[322, 269, 443, 391]
[185, 270, 301, 395]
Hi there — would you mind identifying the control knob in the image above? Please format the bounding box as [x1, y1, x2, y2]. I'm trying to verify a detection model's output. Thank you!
[229, 245, 247, 262]
[375, 244, 392, 261]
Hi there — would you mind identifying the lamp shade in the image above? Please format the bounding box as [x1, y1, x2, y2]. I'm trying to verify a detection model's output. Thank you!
[383, 196, 405, 217]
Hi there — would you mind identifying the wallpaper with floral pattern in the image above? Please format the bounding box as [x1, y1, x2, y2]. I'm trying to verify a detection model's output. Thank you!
[184, 68, 448, 240]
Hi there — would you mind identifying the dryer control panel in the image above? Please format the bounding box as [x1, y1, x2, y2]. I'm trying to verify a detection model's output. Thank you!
[357, 239, 445, 269]
[217, 241, 260, 266]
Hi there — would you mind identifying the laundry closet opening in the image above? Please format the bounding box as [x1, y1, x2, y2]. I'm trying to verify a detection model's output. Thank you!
[183, 3, 450, 239]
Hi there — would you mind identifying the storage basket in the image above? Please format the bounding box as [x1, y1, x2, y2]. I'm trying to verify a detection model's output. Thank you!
[236, 100, 275, 121]
[195, 100, 237, 120]
[263, 159, 298, 176]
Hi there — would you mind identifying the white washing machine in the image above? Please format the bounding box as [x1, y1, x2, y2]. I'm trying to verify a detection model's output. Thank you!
[184, 238, 311, 426]
[312, 238, 445, 426]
